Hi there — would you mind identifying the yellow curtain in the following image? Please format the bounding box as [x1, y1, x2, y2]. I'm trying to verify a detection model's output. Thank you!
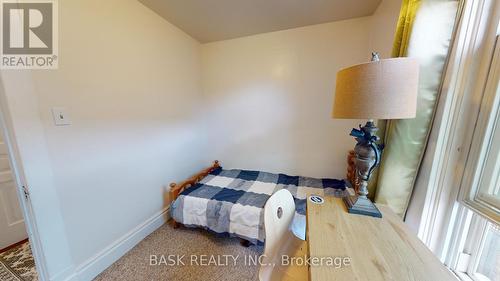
[392, 0, 422, 57]
[367, 0, 421, 200]
[375, 0, 458, 217]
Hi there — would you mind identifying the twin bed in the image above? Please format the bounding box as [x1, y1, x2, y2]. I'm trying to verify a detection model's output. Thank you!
[169, 161, 346, 245]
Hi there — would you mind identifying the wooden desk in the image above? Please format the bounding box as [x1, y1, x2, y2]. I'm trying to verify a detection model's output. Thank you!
[306, 196, 457, 281]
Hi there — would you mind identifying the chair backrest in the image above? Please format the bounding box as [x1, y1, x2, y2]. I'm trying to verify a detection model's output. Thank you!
[259, 189, 296, 281]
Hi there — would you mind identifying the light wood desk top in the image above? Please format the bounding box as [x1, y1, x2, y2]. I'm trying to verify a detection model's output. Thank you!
[306, 196, 457, 281]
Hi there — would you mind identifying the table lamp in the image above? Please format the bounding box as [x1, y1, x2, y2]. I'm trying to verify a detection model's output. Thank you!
[332, 53, 419, 218]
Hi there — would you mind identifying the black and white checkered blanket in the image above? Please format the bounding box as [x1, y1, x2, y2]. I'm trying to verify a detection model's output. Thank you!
[170, 167, 345, 245]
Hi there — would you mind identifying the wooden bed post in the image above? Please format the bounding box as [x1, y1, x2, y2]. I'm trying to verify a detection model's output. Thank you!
[347, 150, 359, 193]
[169, 183, 180, 228]
[169, 160, 221, 228]
[169, 182, 179, 204]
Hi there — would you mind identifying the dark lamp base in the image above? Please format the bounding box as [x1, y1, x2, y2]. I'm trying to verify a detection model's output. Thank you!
[343, 195, 382, 218]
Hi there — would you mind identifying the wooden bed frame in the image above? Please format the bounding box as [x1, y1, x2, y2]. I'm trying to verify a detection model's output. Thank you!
[347, 150, 360, 193]
[168, 160, 251, 246]
[169, 155, 355, 247]
[169, 160, 220, 228]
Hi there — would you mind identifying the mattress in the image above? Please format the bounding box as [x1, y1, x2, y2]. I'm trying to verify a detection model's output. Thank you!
[170, 167, 345, 245]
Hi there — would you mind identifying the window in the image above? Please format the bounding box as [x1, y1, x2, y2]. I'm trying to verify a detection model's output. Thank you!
[452, 24, 500, 281]
[454, 213, 500, 281]
[461, 35, 500, 222]
[476, 224, 500, 280]
[420, 1, 500, 280]
[413, 0, 500, 259]
[443, 8, 500, 281]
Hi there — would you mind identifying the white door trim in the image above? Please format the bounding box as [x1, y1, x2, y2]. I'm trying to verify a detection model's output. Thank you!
[0, 77, 50, 281]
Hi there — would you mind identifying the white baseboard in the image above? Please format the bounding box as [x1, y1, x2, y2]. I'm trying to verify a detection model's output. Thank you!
[50, 265, 76, 281]
[63, 207, 170, 281]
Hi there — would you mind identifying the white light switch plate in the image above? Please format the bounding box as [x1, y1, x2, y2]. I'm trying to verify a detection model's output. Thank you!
[51, 107, 72, 126]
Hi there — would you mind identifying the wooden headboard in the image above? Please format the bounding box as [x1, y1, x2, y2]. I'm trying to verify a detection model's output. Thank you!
[347, 150, 359, 192]
[169, 160, 220, 203]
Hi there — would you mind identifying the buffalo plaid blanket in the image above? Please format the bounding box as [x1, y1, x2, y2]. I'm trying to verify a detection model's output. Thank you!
[170, 167, 345, 245]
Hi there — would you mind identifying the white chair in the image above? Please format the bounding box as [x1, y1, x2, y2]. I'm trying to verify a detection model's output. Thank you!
[259, 189, 309, 281]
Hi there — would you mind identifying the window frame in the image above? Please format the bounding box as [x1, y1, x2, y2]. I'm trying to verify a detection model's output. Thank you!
[459, 34, 500, 223]
[409, 0, 500, 279]
[413, 0, 500, 258]
[449, 210, 498, 281]
[443, 28, 500, 281]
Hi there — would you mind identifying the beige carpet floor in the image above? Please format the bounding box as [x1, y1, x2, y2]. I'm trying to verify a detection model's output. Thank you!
[94, 223, 264, 281]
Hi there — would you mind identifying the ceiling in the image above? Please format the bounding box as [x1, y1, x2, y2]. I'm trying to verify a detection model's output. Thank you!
[139, 0, 382, 43]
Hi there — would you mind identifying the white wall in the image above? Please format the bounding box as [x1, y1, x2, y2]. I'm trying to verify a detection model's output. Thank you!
[369, 0, 401, 58]
[200, 0, 400, 178]
[0, 71, 75, 281]
[2, 0, 206, 280]
[201, 19, 367, 178]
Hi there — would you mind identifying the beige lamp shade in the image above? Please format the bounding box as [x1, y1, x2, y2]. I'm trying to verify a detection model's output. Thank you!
[332, 58, 419, 120]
